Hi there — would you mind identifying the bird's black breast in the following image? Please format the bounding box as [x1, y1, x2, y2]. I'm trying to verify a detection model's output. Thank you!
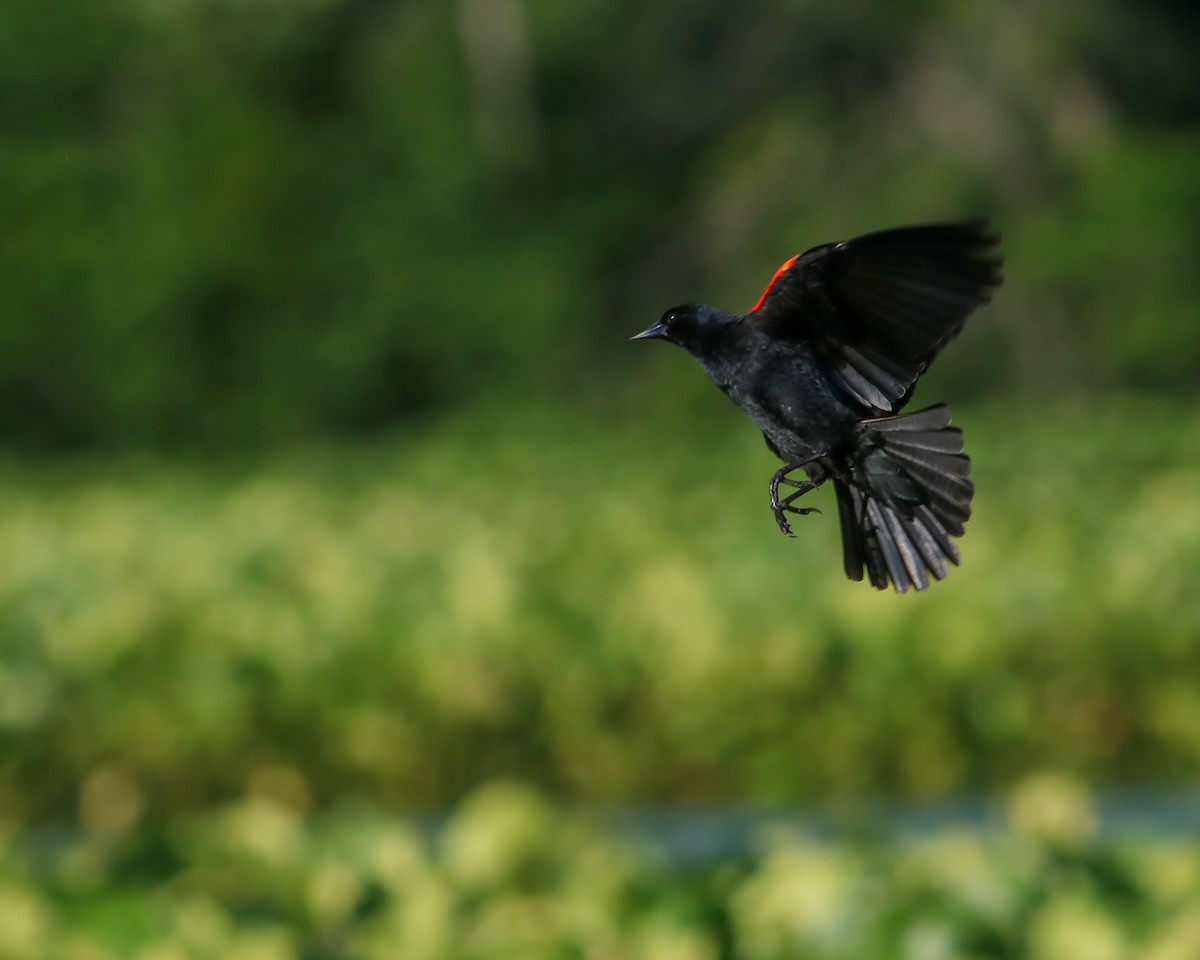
[704, 327, 859, 465]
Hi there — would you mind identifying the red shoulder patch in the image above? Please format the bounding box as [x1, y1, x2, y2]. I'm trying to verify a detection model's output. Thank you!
[748, 254, 799, 314]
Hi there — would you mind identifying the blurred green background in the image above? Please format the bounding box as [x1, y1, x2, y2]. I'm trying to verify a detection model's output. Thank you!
[3, 0, 1200, 956]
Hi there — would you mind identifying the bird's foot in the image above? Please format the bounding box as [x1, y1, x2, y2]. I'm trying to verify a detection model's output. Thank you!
[769, 467, 820, 537]
[774, 510, 796, 537]
[772, 504, 821, 537]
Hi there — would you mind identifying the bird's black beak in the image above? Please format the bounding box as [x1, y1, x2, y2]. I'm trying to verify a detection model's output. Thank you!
[630, 319, 667, 341]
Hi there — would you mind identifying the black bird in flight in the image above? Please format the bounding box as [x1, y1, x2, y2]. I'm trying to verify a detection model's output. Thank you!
[632, 222, 1002, 593]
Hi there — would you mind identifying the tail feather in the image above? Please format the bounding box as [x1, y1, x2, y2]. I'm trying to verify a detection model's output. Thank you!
[915, 503, 961, 564]
[881, 446, 971, 533]
[874, 405, 958, 432]
[835, 403, 973, 593]
[874, 499, 927, 592]
[898, 508, 949, 580]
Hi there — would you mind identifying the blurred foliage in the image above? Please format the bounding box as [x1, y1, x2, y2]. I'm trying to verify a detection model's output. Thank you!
[1, 398, 1198, 828]
[2, 777, 1200, 959]
[2, 0, 1199, 450]
[5, 0, 1200, 953]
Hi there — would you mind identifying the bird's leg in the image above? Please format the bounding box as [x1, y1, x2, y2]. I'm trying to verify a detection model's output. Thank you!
[769, 465, 820, 537]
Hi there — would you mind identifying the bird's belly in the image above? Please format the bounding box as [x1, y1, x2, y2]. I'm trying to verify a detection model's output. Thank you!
[709, 336, 858, 465]
[724, 385, 832, 464]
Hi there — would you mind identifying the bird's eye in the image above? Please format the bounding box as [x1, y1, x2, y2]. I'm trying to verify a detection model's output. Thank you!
[661, 308, 695, 336]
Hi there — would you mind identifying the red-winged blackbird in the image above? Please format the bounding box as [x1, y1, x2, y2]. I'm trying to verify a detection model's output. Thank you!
[632, 222, 1003, 593]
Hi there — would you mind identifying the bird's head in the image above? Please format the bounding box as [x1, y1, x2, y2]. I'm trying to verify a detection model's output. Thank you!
[630, 304, 735, 355]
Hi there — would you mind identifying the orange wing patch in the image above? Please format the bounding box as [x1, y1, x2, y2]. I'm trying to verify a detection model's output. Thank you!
[748, 254, 799, 314]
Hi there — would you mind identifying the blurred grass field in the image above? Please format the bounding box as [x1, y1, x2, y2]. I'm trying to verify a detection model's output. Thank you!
[1, 394, 1199, 957]
[5, 779, 1200, 960]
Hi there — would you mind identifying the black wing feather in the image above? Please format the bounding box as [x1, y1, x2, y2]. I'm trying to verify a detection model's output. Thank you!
[747, 222, 1003, 413]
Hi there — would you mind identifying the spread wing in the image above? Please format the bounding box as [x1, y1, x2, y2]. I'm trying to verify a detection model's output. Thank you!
[745, 222, 1003, 413]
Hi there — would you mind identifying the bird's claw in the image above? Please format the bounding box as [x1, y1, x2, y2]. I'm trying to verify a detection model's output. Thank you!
[773, 504, 821, 537]
[769, 465, 819, 537]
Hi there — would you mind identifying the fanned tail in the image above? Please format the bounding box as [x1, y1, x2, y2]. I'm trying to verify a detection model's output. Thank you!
[835, 403, 973, 593]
